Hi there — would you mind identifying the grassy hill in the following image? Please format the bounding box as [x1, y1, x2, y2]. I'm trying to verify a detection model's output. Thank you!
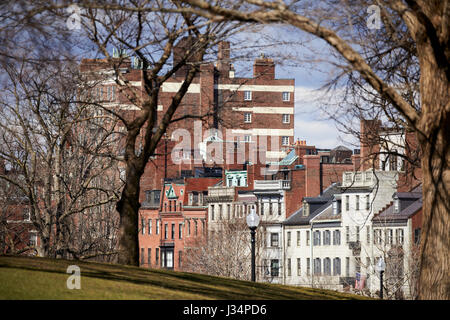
[0, 255, 370, 300]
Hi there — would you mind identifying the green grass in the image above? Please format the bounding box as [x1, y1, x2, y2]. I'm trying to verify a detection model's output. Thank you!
[0, 255, 370, 300]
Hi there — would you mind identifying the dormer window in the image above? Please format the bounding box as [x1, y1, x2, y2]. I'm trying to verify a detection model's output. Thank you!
[303, 201, 309, 217]
[332, 198, 338, 215]
[393, 195, 400, 213]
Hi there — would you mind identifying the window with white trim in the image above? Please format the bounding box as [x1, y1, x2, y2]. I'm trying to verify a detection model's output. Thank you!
[282, 92, 290, 101]
[282, 114, 290, 123]
[244, 91, 252, 101]
[282, 136, 289, 146]
[244, 112, 252, 123]
[244, 135, 251, 142]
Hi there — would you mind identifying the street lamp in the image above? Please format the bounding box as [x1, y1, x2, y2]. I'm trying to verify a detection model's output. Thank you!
[246, 208, 260, 282]
[376, 257, 386, 299]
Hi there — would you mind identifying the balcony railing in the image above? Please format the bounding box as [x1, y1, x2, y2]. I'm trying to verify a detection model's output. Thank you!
[254, 180, 291, 190]
[342, 171, 374, 188]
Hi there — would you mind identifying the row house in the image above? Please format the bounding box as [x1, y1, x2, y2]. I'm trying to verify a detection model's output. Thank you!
[138, 177, 220, 270]
[283, 169, 399, 293]
[204, 143, 360, 283]
[370, 185, 422, 299]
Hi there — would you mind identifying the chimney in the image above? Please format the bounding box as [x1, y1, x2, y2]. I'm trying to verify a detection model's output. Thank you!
[173, 37, 203, 78]
[217, 41, 231, 77]
[253, 53, 275, 80]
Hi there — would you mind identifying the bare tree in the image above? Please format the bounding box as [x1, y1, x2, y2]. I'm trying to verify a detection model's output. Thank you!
[0, 57, 122, 259]
[174, 0, 449, 300]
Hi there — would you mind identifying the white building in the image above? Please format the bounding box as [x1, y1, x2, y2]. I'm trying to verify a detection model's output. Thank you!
[283, 170, 399, 295]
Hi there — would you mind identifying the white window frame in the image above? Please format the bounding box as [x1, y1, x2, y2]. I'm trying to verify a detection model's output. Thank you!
[244, 91, 252, 101]
[244, 112, 252, 123]
[282, 114, 290, 123]
[282, 136, 290, 146]
[244, 135, 252, 142]
[282, 91, 290, 101]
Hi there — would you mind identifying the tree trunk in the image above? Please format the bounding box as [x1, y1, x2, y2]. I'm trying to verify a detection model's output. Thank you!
[116, 170, 141, 266]
[416, 51, 450, 299]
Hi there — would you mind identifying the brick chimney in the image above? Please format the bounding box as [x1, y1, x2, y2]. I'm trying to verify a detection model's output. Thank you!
[360, 119, 381, 170]
[217, 41, 231, 77]
[173, 37, 203, 78]
[253, 53, 275, 80]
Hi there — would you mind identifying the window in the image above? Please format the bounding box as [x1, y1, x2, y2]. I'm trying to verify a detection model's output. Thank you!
[171, 223, 175, 240]
[270, 233, 279, 247]
[270, 259, 279, 277]
[148, 248, 151, 267]
[227, 204, 231, 219]
[269, 202, 273, 215]
[414, 228, 421, 244]
[297, 258, 301, 276]
[333, 230, 341, 245]
[156, 248, 159, 266]
[211, 205, 215, 221]
[188, 220, 191, 236]
[282, 136, 289, 146]
[333, 258, 341, 275]
[156, 219, 160, 234]
[244, 91, 252, 101]
[390, 151, 398, 170]
[306, 230, 310, 246]
[195, 220, 198, 236]
[306, 258, 311, 276]
[346, 226, 350, 243]
[324, 258, 331, 275]
[287, 232, 291, 247]
[356, 195, 360, 211]
[287, 258, 291, 276]
[29, 232, 37, 247]
[324, 230, 331, 245]
[219, 205, 223, 220]
[179, 250, 182, 268]
[141, 219, 145, 235]
[164, 223, 168, 239]
[140, 248, 145, 265]
[314, 258, 321, 275]
[282, 114, 290, 123]
[244, 135, 251, 142]
[356, 226, 360, 242]
[313, 230, 321, 246]
[297, 231, 301, 246]
[148, 219, 152, 235]
[366, 195, 370, 210]
[345, 195, 350, 211]
[161, 249, 173, 269]
[387, 229, 393, 245]
[278, 200, 282, 215]
[346, 257, 350, 277]
[282, 92, 290, 101]
[374, 229, 382, 245]
[244, 112, 252, 123]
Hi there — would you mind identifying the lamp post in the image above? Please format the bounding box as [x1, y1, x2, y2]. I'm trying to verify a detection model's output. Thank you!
[376, 257, 386, 299]
[246, 208, 260, 282]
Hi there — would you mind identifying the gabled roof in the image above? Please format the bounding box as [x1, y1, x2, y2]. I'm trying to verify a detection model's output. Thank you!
[373, 185, 422, 223]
